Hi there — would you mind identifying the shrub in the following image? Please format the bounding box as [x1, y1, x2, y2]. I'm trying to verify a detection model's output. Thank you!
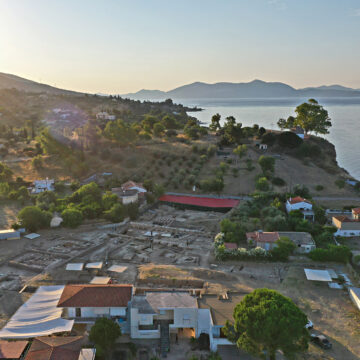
[258, 156, 275, 173]
[31, 155, 43, 169]
[61, 208, 83, 228]
[315, 185, 324, 191]
[271, 177, 286, 186]
[335, 179, 345, 189]
[104, 203, 126, 222]
[278, 131, 303, 148]
[261, 132, 277, 146]
[270, 236, 296, 261]
[308, 245, 351, 263]
[18, 206, 51, 232]
[255, 177, 270, 191]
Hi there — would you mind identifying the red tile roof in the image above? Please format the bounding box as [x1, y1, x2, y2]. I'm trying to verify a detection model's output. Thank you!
[122, 181, 145, 191]
[352, 208, 360, 215]
[57, 284, 132, 308]
[333, 215, 360, 223]
[224, 242, 238, 250]
[287, 196, 311, 205]
[159, 195, 240, 208]
[25, 337, 83, 360]
[246, 231, 280, 243]
[0, 340, 28, 359]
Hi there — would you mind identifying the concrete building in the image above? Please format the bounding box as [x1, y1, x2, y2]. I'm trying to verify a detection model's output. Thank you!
[0, 229, 20, 240]
[332, 216, 360, 237]
[57, 284, 133, 330]
[286, 196, 314, 221]
[112, 188, 139, 204]
[246, 231, 280, 251]
[96, 112, 116, 121]
[31, 179, 55, 194]
[278, 232, 316, 253]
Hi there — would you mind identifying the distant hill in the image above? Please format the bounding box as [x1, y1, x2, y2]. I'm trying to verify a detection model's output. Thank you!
[0, 72, 81, 95]
[123, 80, 360, 101]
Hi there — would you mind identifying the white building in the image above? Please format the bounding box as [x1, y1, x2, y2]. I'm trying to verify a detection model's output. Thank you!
[112, 188, 139, 204]
[332, 216, 360, 237]
[31, 179, 55, 194]
[57, 284, 133, 330]
[286, 196, 314, 221]
[130, 291, 241, 353]
[96, 112, 116, 121]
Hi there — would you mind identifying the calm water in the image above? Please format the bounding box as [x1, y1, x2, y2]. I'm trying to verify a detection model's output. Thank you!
[183, 98, 360, 180]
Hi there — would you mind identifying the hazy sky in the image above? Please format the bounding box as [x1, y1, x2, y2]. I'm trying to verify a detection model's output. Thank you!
[1, 0, 360, 93]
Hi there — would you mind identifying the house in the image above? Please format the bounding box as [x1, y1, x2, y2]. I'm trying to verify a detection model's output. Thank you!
[57, 284, 133, 330]
[112, 188, 139, 204]
[246, 231, 280, 250]
[24, 336, 95, 360]
[197, 293, 245, 352]
[121, 181, 147, 194]
[31, 179, 55, 194]
[349, 287, 360, 311]
[352, 208, 360, 220]
[0, 340, 28, 359]
[291, 126, 305, 139]
[130, 292, 198, 341]
[286, 196, 314, 221]
[96, 112, 116, 121]
[332, 216, 360, 237]
[0, 229, 20, 241]
[278, 232, 316, 253]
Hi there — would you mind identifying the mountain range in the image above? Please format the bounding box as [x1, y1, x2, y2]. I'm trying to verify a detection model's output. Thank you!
[122, 80, 360, 101]
[0, 72, 359, 100]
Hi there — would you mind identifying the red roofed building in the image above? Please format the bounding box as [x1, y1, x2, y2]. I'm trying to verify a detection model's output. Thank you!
[58, 284, 132, 326]
[224, 242, 238, 250]
[286, 196, 314, 221]
[0, 340, 28, 359]
[24, 336, 93, 360]
[121, 181, 147, 194]
[332, 215, 360, 237]
[159, 195, 239, 211]
[246, 231, 280, 251]
[352, 207, 360, 220]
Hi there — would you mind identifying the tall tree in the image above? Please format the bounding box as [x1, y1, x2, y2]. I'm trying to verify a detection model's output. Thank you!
[294, 99, 331, 135]
[209, 113, 221, 132]
[224, 288, 308, 360]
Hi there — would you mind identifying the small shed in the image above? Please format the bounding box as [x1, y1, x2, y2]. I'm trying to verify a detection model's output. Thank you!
[0, 230, 20, 241]
[90, 277, 111, 285]
[85, 262, 103, 270]
[304, 269, 332, 282]
[108, 265, 127, 273]
[66, 263, 84, 271]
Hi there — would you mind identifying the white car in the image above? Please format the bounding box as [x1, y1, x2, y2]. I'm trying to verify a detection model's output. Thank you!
[305, 320, 313, 329]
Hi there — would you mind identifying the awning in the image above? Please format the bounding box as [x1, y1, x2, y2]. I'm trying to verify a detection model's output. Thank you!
[0, 286, 74, 339]
[66, 263, 84, 271]
[85, 262, 103, 269]
[24, 233, 40, 240]
[108, 265, 127, 273]
[304, 269, 332, 282]
[90, 277, 111, 284]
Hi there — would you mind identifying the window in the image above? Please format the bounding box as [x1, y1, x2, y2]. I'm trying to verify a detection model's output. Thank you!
[75, 308, 81, 317]
[183, 314, 190, 324]
[159, 310, 166, 315]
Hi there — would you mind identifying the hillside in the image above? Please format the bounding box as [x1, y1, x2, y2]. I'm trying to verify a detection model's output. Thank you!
[123, 79, 360, 101]
[0, 72, 81, 95]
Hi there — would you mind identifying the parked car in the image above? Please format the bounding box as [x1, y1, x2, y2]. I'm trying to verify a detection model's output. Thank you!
[305, 320, 313, 329]
[310, 334, 332, 349]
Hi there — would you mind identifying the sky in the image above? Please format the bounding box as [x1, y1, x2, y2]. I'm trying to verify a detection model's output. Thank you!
[0, 0, 360, 94]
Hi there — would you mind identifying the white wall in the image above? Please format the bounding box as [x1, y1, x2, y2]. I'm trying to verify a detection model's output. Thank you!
[130, 308, 160, 339]
[335, 229, 360, 237]
[68, 307, 126, 318]
[172, 308, 198, 329]
[286, 201, 312, 213]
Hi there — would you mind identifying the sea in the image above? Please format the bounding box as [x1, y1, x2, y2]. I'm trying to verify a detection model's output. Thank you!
[183, 97, 360, 181]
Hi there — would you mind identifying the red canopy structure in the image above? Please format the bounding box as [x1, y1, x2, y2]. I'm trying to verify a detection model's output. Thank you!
[159, 195, 239, 209]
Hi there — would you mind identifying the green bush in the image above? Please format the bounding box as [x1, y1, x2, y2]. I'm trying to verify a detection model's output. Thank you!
[278, 131, 303, 148]
[335, 179, 345, 189]
[271, 177, 286, 186]
[18, 206, 51, 232]
[315, 185, 324, 191]
[61, 208, 83, 228]
[104, 203, 126, 222]
[255, 177, 270, 191]
[308, 245, 351, 263]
